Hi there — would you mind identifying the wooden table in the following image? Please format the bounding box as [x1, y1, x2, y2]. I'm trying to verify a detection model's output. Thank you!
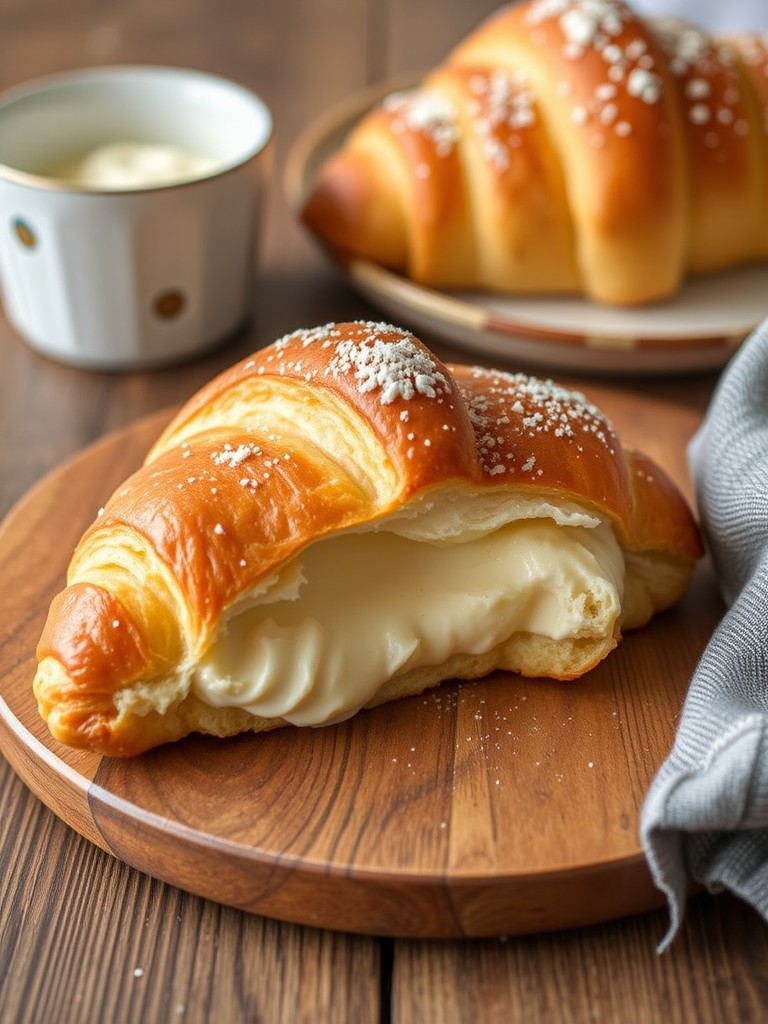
[1, 2, 768, 1021]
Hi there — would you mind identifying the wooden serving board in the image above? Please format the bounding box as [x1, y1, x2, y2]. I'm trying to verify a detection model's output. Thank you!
[0, 387, 723, 938]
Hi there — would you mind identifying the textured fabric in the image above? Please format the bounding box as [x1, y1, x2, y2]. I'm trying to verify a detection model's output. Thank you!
[640, 317, 768, 951]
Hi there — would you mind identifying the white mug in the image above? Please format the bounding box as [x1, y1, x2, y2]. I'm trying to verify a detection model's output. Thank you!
[0, 66, 273, 370]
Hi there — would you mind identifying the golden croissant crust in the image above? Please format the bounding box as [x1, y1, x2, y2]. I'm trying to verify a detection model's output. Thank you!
[34, 322, 702, 756]
[302, 0, 768, 304]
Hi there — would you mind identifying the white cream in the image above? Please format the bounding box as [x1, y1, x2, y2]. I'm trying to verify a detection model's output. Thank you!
[382, 488, 603, 541]
[190, 518, 625, 727]
[45, 142, 216, 189]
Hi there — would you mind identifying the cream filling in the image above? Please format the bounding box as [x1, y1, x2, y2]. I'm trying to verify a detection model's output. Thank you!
[186, 517, 625, 727]
[44, 142, 216, 189]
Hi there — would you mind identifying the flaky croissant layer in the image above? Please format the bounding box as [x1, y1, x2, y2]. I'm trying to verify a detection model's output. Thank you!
[302, 0, 768, 304]
[34, 322, 702, 756]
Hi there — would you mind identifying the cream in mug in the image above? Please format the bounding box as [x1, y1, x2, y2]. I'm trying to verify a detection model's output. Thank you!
[43, 142, 217, 189]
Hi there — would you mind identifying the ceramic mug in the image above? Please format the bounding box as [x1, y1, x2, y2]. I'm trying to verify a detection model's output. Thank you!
[0, 66, 273, 369]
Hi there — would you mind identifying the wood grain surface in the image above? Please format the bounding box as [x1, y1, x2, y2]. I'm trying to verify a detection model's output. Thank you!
[2, 0, 768, 1021]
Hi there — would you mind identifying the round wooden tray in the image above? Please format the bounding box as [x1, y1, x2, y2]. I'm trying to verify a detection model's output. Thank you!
[0, 389, 723, 938]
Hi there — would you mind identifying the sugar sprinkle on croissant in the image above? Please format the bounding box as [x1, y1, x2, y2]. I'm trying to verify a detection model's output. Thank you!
[34, 322, 702, 756]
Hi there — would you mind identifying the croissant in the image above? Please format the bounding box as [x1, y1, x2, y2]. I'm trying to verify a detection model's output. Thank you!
[34, 322, 702, 756]
[301, 0, 768, 305]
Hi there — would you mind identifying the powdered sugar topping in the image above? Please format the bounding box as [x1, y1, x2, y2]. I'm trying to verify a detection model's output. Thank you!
[626, 67, 662, 103]
[461, 366, 615, 479]
[250, 322, 453, 409]
[384, 90, 459, 156]
[467, 69, 537, 170]
[652, 18, 753, 139]
[526, 0, 664, 142]
[210, 441, 262, 468]
[376, 1, 765, 175]
[523, 0, 762, 152]
[527, 1, 633, 60]
[326, 329, 450, 405]
[384, 72, 540, 173]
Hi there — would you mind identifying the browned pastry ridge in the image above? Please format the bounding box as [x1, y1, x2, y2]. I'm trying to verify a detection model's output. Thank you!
[302, 0, 768, 305]
[34, 322, 702, 756]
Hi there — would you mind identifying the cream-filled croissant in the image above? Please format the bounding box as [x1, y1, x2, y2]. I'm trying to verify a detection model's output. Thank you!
[302, 0, 768, 305]
[34, 322, 702, 756]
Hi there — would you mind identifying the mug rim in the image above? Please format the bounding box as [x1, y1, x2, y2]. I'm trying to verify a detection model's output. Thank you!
[0, 64, 274, 195]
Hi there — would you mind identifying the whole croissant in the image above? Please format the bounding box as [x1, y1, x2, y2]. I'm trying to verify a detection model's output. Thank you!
[301, 0, 768, 305]
[34, 322, 702, 756]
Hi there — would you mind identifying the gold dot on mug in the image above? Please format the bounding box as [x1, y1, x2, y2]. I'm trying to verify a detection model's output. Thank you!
[153, 290, 186, 319]
[13, 218, 37, 249]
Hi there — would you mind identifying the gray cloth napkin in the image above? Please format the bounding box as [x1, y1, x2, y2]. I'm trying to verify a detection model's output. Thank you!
[640, 316, 768, 951]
